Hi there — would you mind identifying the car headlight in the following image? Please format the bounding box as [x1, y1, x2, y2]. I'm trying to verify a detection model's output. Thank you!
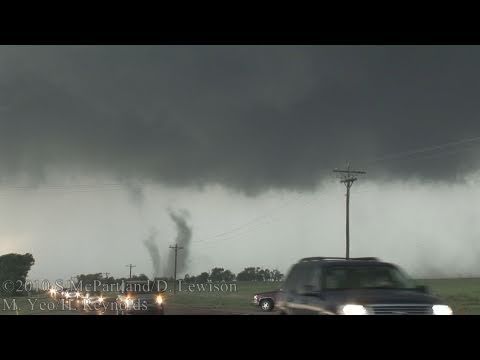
[156, 295, 163, 305]
[339, 304, 368, 315]
[432, 305, 453, 315]
[98, 297, 104, 303]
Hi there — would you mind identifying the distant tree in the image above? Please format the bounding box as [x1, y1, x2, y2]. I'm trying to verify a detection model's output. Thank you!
[271, 269, 284, 282]
[115, 277, 128, 283]
[237, 267, 256, 281]
[236, 267, 282, 282]
[264, 269, 272, 281]
[104, 276, 115, 284]
[186, 267, 281, 283]
[196, 272, 210, 283]
[76, 273, 103, 287]
[256, 268, 266, 281]
[0, 253, 35, 295]
[132, 274, 149, 281]
[236, 270, 247, 281]
[209, 267, 236, 282]
[223, 270, 236, 282]
[210, 267, 225, 282]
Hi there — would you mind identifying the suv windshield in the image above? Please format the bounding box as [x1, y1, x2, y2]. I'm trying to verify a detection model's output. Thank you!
[323, 264, 415, 290]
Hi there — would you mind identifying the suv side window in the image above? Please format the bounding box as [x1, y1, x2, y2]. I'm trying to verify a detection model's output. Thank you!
[323, 266, 348, 289]
[297, 263, 323, 292]
[285, 263, 322, 294]
[293, 263, 314, 294]
[303, 264, 322, 292]
[293, 264, 307, 294]
[284, 265, 301, 292]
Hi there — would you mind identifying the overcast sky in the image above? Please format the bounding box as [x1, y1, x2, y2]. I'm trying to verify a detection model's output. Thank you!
[2, 45, 480, 281]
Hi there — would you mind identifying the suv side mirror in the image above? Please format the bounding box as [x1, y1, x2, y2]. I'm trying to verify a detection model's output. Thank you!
[416, 285, 428, 293]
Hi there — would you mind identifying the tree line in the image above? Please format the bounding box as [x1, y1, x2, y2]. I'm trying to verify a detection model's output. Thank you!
[73, 266, 284, 285]
[185, 267, 284, 282]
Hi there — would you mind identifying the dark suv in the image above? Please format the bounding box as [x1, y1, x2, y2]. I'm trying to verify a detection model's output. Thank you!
[276, 257, 453, 315]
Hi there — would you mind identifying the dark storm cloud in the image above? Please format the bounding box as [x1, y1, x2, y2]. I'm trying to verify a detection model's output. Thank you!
[1, 45, 480, 193]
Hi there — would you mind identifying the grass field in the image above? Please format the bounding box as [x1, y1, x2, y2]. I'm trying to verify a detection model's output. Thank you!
[418, 278, 480, 315]
[2, 278, 480, 314]
[164, 281, 280, 310]
[166, 278, 480, 314]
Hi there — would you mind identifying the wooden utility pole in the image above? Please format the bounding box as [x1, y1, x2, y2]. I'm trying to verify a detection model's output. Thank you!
[333, 162, 366, 259]
[169, 244, 184, 294]
[125, 264, 136, 279]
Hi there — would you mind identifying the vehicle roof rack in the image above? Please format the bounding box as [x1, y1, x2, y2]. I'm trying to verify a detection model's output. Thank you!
[300, 256, 379, 262]
[300, 257, 345, 262]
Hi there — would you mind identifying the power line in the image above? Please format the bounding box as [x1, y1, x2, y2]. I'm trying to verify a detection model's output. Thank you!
[371, 144, 480, 165]
[190, 187, 380, 250]
[191, 218, 280, 248]
[190, 185, 395, 249]
[364, 135, 480, 165]
[191, 194, 308, 244]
